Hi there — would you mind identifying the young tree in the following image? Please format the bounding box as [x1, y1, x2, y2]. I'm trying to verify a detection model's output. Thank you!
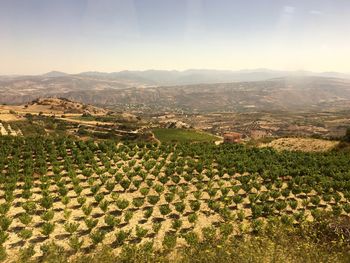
[89, 230, 105, 246]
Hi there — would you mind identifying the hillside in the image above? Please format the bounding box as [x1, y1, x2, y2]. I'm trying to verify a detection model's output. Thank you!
[0, 97, 108, 116]
[260, 137, 339, 152]
[27, 97, 109, 115]
[1, 75, 350, 113]
[0, 137, 349, 261]
[60, 77, 350, 113]
[0, 98, 152, 140]
[0, 74, 148, 104]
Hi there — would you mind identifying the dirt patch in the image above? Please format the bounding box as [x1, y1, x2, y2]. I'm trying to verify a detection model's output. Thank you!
[260, 137, 339, 152]
[0, 113, 23, 122]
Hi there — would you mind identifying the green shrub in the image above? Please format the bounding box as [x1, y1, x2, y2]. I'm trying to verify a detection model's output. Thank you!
[41, 210, 55, 222]
[41, 222, 55, 237]
[18, 244, 35, 262]
[84, 217, 98, 232]
[147, 195, 160, 205]
[136, 226, 148, 239]
[159, 204, 171, 217]
[82, 204, 93, 216]
[190, 200, 201, 212]
[19, 213, 32, 226]
[69, 235, 83, 253]
[143, 207, 153, 219]
[115, 230, 130, 246]
[116, 199, 129, 210]
[162, 233, 177, 250]
[99, 200, 109, 212]
[132, 198, 145, 208]
[0, 216, 12, 231]
[124, 211, 134, 223]
[171, 219, 182, 230]
[64, 222, 79, 235]
[104, 214, 120, 229]
[183, 231, 199, 246]
[188, 213, 198, 224]
[152, 222, 162, 234]
[18, 229, 33, 240]
[90, 230, 105, 246]
[0, 231, 9, 245]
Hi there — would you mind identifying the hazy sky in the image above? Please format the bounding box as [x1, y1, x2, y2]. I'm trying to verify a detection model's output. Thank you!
[1, 0, 350, 74]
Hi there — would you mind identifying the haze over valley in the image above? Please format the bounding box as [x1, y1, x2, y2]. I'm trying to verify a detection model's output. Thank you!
[1, 69, 350, 113]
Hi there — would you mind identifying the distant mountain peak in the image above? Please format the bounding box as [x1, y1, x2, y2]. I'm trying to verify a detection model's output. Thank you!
[42, 71, 68, 78]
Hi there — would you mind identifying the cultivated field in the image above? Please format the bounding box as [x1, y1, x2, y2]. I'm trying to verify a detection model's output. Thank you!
[152, 128, 219, 143]
[0, 136, 350, 261]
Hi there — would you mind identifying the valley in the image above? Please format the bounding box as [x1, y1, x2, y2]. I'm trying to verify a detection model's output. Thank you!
[0, 73, 349, 262]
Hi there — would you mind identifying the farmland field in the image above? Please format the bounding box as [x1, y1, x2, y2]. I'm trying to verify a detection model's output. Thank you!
[0, 136, 350, 261]
[152, 128, 219, 143]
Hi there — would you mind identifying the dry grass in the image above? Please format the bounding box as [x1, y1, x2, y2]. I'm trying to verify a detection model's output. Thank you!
[0, 113, 23, 122]
[260, 137, 339, 152]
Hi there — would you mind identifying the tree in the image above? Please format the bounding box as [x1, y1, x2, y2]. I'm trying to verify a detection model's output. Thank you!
[343, 127, 350, 142]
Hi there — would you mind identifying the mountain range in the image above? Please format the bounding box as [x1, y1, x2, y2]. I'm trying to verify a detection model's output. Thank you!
[2, 69, 350, 86]
[1, 69, 350, 113]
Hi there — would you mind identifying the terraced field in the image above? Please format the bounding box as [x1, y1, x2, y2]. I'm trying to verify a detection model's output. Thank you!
[0, 137, 350, 261]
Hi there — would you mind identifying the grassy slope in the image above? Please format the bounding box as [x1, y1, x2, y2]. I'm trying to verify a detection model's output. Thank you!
[152, 128, 219, 143]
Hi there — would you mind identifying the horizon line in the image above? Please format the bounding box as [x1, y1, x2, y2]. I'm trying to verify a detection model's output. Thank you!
[1, 68, 349, 77]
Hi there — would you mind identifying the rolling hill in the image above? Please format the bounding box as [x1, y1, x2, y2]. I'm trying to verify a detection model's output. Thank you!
[1, 71, 350, 113]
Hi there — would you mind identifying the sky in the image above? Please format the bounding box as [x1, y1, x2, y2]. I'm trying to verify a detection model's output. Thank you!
[1, 0, 350, 75]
